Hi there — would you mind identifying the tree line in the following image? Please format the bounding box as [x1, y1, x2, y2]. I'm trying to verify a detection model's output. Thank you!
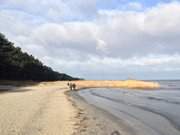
[0, 33, 79, 81]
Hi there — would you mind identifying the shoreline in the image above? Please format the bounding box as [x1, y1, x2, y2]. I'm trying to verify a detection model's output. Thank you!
[68, 90, 134, 135]
[70, 87, 180, 135]
[0, 80, 161, 135]
[0, 82, 134, 135]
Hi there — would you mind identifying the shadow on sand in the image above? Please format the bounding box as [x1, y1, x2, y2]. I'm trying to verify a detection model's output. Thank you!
[0, 80, 40, 94]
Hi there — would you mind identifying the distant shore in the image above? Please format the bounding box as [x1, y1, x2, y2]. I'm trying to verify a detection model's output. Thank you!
[70, 80, 160, 90]
[0, 79, 160, 90]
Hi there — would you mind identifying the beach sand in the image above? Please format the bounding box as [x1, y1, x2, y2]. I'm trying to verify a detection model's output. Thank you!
[69, 91, 133, 135]
[0, 82, 77, 135]
[0, 80, 160, 135]
[71, 80, 160, 90]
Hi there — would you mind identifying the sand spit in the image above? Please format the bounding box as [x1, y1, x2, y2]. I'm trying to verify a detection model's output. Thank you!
[71, 80, 160, 90]
[0, 80, 159, 90]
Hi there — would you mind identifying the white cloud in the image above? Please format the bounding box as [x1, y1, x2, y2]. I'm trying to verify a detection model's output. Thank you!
[122, 2, 144, 11]
[40, 54, 180, 79]
[96, 39, 108, 53]
[128, 2, 143, 10]
[1, 1, 180, 79]
[97, 2, 180, 57]
[1, 0, 97, 21]
[144, 2, 180, 34]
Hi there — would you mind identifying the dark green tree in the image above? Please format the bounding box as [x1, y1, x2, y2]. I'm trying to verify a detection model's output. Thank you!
[0, 33, 78, 81]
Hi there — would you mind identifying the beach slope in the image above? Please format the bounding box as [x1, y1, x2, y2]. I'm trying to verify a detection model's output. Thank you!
[0, 82, 76, 135]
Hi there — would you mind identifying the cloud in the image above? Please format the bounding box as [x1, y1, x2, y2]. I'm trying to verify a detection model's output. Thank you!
[97, 1, 180, 57]
[31, 22, 100, 58]
[40, 54, 180, 79]
[128, 2, 143, 10]
[0, 0, 97, 21]
[96, 39, 108, 53]
[1, 1, 180, 79]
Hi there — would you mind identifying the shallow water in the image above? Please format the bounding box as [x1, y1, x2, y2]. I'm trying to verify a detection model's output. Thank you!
[78, 81, 180, 135]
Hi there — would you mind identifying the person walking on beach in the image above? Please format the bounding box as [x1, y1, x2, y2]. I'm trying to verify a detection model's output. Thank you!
[72, 83, 76, 90]
[67, 82, 76, 91]
[67, 82, 73, 91]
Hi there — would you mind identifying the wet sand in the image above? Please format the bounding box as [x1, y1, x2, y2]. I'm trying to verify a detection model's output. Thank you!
[69, 91, 127, 135]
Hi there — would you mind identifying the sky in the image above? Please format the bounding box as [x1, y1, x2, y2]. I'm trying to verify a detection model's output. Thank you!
[0, 0, 180, 80]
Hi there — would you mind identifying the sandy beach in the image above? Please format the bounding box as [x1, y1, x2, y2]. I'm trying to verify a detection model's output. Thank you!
[0, 80, 162, 135]
[69, 91, 133, 135]
[71, 80, 160, 90]
[1, 0, 179, 134]
[0, 82, 77, 135]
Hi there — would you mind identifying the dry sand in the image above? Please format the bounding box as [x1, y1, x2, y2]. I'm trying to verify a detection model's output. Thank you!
[71, 80, 160, 90]
[0, 82, 77, 135]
